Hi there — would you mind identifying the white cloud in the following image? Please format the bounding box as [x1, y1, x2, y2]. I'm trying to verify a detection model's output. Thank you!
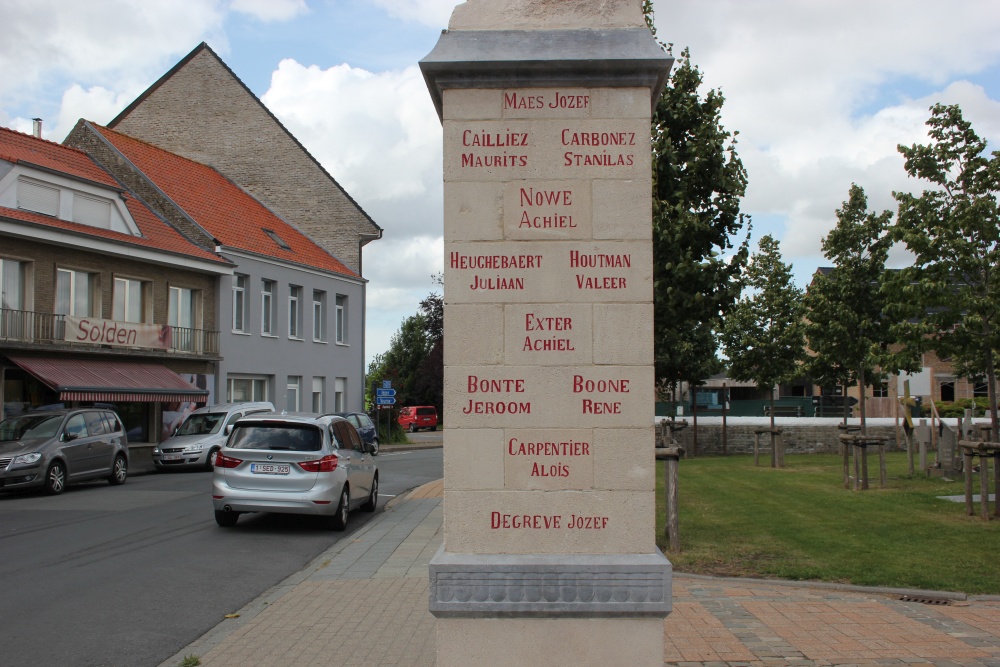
[0, 0, 228, 102]
[649, 0, 1000, 282]
[262, 60, 443, 233]
[369, 0, 459, 27]
[229, 0, 308, 22]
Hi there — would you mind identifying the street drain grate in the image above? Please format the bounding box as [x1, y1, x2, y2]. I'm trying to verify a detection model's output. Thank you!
[898, 595, 951, 605]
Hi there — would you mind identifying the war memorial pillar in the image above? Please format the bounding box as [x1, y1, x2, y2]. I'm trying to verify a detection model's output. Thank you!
[420, 2, 673, 664]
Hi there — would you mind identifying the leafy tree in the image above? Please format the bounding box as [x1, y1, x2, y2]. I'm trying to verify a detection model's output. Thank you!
[721, 235, 806, 432]
[379, 312, 431, 407]
[805, 184, 917, 433]
[413, 291, 443, 416]
[644, 3, 751, 414]
[892, 104, 1000, 435]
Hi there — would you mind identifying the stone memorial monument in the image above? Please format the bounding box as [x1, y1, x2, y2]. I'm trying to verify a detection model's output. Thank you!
[420, 1, 673, 664]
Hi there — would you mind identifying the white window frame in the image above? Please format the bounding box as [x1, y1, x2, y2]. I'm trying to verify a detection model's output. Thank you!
[228, 376, 269, 402]
[261, 279, 275, 336]
[287, 376, 301, 412]
[335, 295, 346, 344]
[335, 377, 346, 412]
[312, 377, 324, 413]
[113, 277, 149, 323]
[312, 290, 326, 342]
[55, 268, 98, 317]
[288, 285, 302, 339]
[0, 259, 28, 311]
[232, 274, 248, 333]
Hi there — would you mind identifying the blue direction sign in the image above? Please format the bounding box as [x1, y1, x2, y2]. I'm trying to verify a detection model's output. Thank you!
[382, 380, 392, 389]
[376, 397, 396, 405]
[376, 388, 396, 398]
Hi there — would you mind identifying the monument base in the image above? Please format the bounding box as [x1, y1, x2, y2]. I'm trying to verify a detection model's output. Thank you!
[436, 617, 665, 667]
[429, 547, 671, 617]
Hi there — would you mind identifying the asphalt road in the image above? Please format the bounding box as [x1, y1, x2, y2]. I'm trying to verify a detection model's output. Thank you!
[0, 447, 442, 667]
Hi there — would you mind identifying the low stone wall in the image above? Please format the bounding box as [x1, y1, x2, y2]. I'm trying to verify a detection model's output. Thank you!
[665, 421, 901, 456]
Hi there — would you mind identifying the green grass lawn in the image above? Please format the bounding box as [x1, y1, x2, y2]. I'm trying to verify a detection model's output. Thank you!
[655, 452, 1000, 594]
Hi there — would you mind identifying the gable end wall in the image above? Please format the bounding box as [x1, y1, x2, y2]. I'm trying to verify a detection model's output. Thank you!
[110, 49, 377, 274]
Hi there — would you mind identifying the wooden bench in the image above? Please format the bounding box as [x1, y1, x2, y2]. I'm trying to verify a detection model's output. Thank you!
[763, 405, 803, 417]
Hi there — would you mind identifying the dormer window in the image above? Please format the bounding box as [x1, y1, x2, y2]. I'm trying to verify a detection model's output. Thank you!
[11, 176, 139, 236]
[18, 179, 59, 217]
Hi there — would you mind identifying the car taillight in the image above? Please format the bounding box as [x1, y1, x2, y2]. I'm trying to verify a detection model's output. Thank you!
[214, 453, 242, 469]
[298, 454, 338, 472]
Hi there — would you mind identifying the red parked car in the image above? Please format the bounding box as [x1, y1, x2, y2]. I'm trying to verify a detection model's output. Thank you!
[397, 406, 438, 432]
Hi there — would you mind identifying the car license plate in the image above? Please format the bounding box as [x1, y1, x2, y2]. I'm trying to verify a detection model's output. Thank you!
[162, 454, 182, 461]
[250, 463, 290, 475]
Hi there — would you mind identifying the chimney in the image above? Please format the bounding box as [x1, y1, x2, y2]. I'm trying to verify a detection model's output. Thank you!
[32, 118, 42, 138]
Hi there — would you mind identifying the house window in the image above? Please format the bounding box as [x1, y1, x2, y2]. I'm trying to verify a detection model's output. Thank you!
[313, 290, 326, 342]
[0, 259, 27, 310]
[974, 383, 990, 398]
[335, 295, 347, 344]
[312, 377, 324, 413]
[939, 381, 955, 402]
[335, 377, 346, 412]
[169, 286, 200, 351]
[287, 376, 301, 412]
[73, 193, 113, 229]
[288, 285, 302, 338]
[228, 376, 268, 402]
[232, 274, 247, 332]
[872, 382, 889, 398]
[55, 268, 97, 316]
[261, 279, 275, 335]
[18, 179, 59, 217]
[113, 277, 148, 323]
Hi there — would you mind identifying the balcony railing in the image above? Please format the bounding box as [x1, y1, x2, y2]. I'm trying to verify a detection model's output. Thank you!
[0, 308, 219, 355]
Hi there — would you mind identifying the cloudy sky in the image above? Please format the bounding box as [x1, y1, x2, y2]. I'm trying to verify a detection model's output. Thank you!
[3, 0, 999, 365]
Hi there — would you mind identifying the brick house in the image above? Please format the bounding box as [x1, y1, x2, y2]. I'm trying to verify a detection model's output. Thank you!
[66, 121, 369, 420]
[104, 42, 381, 276]
[0, 125, 232, 444]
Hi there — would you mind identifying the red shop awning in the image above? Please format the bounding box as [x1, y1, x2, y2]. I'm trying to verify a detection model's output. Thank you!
[8, 356, 209, 403]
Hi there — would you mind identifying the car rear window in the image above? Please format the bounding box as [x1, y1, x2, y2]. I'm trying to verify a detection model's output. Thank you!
[416, 407, 436, 416]
[229, 423, 322, 451]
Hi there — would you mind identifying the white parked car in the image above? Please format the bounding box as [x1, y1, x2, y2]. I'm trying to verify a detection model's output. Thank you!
[211, 413, 378, 530]
[152, 402, 273, 471]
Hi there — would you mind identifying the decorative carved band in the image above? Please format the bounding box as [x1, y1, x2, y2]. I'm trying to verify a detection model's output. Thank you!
[429, 548, 672, 618]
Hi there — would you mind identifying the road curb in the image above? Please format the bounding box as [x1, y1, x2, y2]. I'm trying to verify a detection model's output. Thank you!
[673, 571, 971, 601]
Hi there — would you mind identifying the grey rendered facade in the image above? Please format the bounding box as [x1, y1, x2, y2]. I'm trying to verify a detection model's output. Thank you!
[217, 251, 366, 413]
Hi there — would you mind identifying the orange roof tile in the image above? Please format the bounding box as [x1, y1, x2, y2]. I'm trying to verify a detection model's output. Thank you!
[91, 124, 360, 279]
[0, 127, 229, 266]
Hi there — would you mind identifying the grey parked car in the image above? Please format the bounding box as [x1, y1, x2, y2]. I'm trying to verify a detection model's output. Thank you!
[152, 402, 274, 471]
[212, 413, 378, 530]
[0, 408, 129, 494]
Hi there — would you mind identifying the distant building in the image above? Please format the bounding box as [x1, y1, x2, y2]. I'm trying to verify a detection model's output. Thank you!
[67, 122, 368, 417]
[66, 42, 381, 416]
[0, 125, 230, 442]
[105, 42, 381, 276]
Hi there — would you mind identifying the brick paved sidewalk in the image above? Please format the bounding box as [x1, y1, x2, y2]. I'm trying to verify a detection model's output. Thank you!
[160, 482, 1000, 667]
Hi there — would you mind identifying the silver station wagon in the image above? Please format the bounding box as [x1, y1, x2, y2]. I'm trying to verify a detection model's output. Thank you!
[0, 408, 129, 494]
[212, 413, 378, 530]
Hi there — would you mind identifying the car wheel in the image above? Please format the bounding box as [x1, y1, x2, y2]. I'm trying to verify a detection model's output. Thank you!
[108, 454, 128, 485]
[44, 461, 66, 495]
[362, 475, 378, 512]
[370, 439, 379, 456]
[205, 448, 219, 472]
[409, 423, 417, 433]
[329, 486, 349, 531]
[432, 425, 437, 431]
[215, 510, 239, 527]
